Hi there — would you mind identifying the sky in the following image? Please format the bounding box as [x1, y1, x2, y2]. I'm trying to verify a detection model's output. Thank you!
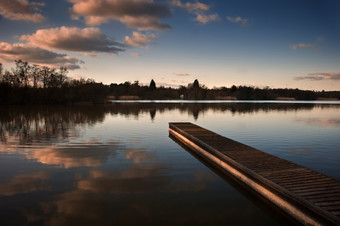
[0, 0, 339, 91]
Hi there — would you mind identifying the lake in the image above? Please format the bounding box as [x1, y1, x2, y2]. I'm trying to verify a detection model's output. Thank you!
[1, 102, 339, 225]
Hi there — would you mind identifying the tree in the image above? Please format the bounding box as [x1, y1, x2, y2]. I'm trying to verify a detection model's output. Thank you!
[192, 79, 200, 99]
[149, 79, 156, 90]
[41, 66, 49, 88]
[193, 79, 199, 89]
[57, 67, 68, 87]
[15, 60, 30, 87]
[30, 65, 40, 88]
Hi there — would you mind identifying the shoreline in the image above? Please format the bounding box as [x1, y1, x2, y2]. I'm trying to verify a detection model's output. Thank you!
[109, 99, 340, 104]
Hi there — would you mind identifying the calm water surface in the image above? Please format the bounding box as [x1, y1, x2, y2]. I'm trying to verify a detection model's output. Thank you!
[0, 103, 339, 225]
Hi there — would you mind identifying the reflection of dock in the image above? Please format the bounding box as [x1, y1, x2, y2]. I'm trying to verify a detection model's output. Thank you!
[169, 122, 340, 225]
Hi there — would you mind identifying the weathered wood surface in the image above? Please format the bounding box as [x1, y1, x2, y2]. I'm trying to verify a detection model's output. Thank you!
[169, 122, 340, 225]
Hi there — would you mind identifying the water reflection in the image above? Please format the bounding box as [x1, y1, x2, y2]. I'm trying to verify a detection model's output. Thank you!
[0, 171, 50, 196]
[0, 105, 106, 145]
[294, 118, 340, 127]
[125, 148, 155, 163]
[1, 144, 215, 225]
[0, 103, 339, 225]
[25, 143, 119, 168]
[0, 103, 328, 145]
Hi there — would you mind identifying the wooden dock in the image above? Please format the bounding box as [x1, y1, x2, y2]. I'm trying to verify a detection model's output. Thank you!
[169, 122, 340, 225]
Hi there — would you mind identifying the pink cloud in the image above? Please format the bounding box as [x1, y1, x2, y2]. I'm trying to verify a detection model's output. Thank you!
[195, 13, 219, 24]
[171, 0, 219, 24]
[129, 52, 141, 57]
[0, 42, 84, 70]
[0, 0, 45, 22]
[226, 16, 250, 27]
[20, 26, 124, 54]
[291, 43, 317, 50]
[124, 32, 155, 47]
[171, 0, 210, 11]
[294, 72, 340, 81]
[174, 73, 190, 77]
[69, 0, 171, 30]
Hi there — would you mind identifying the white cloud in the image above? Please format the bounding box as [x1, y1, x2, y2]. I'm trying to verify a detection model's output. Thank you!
[171, 0, 218, 24]
[129, 52, 141, 57]
[69, 0, 171, 30]
[226, 16, 249, 27]
[174, 73, 190, 77]
[20, 26, 124, 54]
[0, 42, 84, 70]
[0, 0, 45, 22]
[291, 43, 317, 50]
[196, 13, 219, 24]
[170, 0, 210, 11]
[295, 72, 340, 81]
[124, 32, 155, 47]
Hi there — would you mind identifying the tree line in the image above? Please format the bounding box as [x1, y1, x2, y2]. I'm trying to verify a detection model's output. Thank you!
[109, 79, 340, 101]
[1, 60, 339, 105]
[0, 60, 108, 104]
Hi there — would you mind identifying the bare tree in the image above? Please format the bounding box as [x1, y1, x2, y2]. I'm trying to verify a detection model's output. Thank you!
[13, 60, 30, 87]
[30, 65, 41, 88]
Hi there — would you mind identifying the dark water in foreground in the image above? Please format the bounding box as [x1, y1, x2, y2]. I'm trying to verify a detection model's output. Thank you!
[0, 103, 339, 225]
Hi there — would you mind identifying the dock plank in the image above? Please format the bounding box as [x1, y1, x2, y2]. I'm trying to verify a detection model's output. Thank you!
[169, 122, 340, 225]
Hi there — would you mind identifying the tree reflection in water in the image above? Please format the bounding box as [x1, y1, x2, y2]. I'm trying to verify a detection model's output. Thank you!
[0, 103, 318, 145]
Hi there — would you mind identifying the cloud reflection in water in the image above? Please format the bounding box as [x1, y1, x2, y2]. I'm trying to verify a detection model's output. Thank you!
[0, 171, 50, 196]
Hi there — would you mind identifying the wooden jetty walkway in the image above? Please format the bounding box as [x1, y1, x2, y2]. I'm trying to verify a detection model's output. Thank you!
[169, 122, 340, 225]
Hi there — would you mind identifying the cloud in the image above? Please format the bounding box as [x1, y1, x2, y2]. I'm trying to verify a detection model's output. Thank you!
[0, 42, 84, 70]
[290, 43, 316, 50]
[174, 73, 190, 77]
[170, 0, 210, 11]
[124, 32, 156, 47]
[294, 72, 340, 81]
[291, 37, 323, 50]
[157, 82, 181, 88]
[226, 16, 250, 27]
[69, 0, 171, 30]
[118, 15, 171, 30]
[129, 52, 141, 57]
[171, 0, 219, 24]
[0, 0, 45, 22]
[20, 26, 124, 54]
[195, 13, 219, 24]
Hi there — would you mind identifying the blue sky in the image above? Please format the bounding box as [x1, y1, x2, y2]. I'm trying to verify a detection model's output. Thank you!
[0, 0, 339, 90]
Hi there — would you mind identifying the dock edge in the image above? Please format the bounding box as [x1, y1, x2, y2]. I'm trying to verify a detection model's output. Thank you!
[169, 122, 339, 226]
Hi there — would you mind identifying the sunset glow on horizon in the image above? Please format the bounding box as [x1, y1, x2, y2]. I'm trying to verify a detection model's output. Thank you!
[0, 0, 339, 91]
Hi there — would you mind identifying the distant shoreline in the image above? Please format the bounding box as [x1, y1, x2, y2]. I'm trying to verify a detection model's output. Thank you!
[109, 99, 340, 104]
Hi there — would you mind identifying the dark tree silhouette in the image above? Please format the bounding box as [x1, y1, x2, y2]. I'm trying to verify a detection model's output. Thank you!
[193, 79, 199, 89]
[191, 79, 200, 99]
[149, 79, 156, 90]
